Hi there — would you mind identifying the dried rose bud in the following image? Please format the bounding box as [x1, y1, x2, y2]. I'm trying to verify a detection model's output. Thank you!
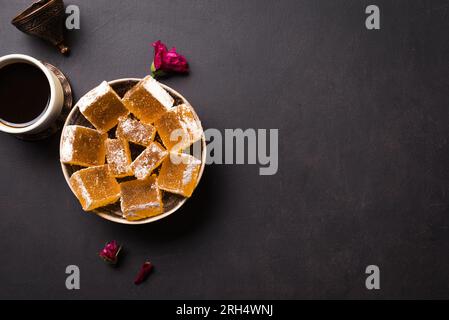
[151, 40, 189, 77]
[99, 240, 121, 264]
[134, 261, 153, 285]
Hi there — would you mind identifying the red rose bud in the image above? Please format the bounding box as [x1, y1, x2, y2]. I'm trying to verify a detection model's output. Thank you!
[134, 261, 153, 285]
[151, 40, 189, 77]
[99, 240, 121, 264]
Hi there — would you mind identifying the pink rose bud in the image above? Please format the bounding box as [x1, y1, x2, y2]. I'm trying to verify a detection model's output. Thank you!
[134, 261, 153, 285]
[151, 40, 189, 77]
[99, 240, 121, 264]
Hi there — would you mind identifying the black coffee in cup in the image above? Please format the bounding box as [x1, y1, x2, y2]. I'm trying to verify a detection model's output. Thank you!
[0, 62, 50, 127]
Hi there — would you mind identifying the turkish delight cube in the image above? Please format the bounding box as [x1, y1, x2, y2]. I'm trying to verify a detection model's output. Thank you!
[105, 138, 133, 177]
[157, 153, 201, 197]
[77, 81, 128, 133]
[122, 76, 174, 124]
[69, 165, 120, 211]
[119, 176, 163, 221]
[130, 142, 168, 180]
[60, 125, 106, 167]
[154, 104, 202, 151]
[116, 116, 156, 146]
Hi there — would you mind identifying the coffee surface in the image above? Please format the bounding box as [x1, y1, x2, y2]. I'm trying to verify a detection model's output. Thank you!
[0, 63, 50, 125]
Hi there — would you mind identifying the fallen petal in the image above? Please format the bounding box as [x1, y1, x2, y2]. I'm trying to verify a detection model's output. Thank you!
[99, 240, 121, 264]
[134, 261, 153, 285]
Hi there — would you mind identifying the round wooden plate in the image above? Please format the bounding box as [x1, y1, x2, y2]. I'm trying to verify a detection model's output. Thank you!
[60, 78, 206, 224]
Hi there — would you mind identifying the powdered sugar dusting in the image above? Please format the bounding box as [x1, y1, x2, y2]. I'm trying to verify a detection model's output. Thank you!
[131, 142, 168, 179]
[177, 104, 203, 144]
[60, 126, 76, 162]
[128, 201, 161, 213]
[106, 139, 132, 176]
[77, 81, 110, 112]
[182, 154, 201, 185]
[142, 76, 174, 108]
[116, 117, 155, 146]
[73, 174, 92, 209]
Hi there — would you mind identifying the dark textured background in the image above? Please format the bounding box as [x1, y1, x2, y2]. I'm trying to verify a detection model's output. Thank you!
[1, 0, 449, 299]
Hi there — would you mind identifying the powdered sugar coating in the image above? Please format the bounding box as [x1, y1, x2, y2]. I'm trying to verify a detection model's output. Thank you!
[72, 173, 92, 209]
[105, 139, 133, 177]
[154, 104, 203, 151]
[130, 142, 168, 180]
[158, 153, 201, 197]
[60, 125, 76, 162]
[116, 116, 156, 146]
[69, 165, 120, 211]
[122, 76, 174, 124]
[141, 76, 174, 108]
[60, 125, 106, 167]
[77, 81, 128, 133]
[119, 176, 163, 220]
[77, 81, 110, 112]
[182, 158, 201, 185]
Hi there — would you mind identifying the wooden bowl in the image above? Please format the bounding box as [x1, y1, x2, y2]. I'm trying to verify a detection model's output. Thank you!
[60, 78, 206, 224]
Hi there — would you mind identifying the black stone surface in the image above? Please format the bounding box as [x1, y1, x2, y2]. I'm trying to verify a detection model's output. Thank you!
[0, 0, 449, 299]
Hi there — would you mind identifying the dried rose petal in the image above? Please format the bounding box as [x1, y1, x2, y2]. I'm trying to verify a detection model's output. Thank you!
[99, 240, 121, 264]
[152, 40, 167, 71]
[134, 261, 153, 285]
[151, 40, 189, 77]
